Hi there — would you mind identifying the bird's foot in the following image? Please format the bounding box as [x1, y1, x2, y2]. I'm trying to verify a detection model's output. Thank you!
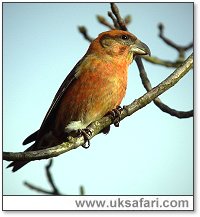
[109, 106, 123, 127]
[78, 129, 92, 149]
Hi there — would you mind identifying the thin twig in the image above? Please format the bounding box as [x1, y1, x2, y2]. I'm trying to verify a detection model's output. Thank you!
[124, 15, 132, 25]
[24, 159, 86, 195]
[24, 181, 55, 195]
[108, 11, 119, 29]
[79, 185, 85, 195]
[158, 23, 193, 52]
[24, 159, 63, 195]
[110, 3, 128, 31]
[96, 15, 115, 29]
[45, 159, 61, 195]
[78, 26, 93, 42]
[3, 53, 193, 162]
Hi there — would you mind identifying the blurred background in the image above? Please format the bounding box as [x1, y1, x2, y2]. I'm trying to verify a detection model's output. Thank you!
[3, 2, 193, 195]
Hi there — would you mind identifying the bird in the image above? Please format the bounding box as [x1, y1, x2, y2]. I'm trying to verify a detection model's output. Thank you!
[7, 29, 150, 172]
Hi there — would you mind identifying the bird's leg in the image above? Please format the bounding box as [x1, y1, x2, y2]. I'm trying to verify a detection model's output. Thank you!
[78, 129, 92, 149]
[109, 105, 123, 127]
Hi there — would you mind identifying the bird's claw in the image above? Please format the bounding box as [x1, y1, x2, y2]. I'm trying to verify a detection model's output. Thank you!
[109, 106, 123, 127]
[78, 129, 92, 149]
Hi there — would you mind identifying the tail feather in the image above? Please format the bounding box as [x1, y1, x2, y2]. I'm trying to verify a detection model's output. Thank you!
[7, 160, 30, 172]
[23, 130, 38, 145]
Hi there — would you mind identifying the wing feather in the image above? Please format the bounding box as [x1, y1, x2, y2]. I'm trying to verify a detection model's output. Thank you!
[23, 56, 86, 144]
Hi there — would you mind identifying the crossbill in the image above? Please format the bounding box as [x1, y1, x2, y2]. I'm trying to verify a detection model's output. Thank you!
[8, 30, 150, 172]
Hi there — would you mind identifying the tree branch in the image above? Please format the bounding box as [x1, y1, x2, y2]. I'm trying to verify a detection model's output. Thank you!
[24, 159, 62, 195]
[24, 159, 86, 195]
[142, 56, 183, 68]
[135, 56, 193, 118]
[3, 53, 193, 162]
[158, 23, 193, 62]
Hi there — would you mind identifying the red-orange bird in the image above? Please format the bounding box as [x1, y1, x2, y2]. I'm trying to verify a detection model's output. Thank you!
[8, 30, 150, 172]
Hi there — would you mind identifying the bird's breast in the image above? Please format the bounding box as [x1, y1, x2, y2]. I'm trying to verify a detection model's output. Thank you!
[55, 55, 128, 133]
[77, 55, 128, 109]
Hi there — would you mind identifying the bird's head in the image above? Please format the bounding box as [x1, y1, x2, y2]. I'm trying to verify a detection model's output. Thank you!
[88, 30, 151, 64]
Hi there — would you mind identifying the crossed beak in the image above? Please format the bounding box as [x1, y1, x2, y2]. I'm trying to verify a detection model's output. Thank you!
[130, 39, 151, 56]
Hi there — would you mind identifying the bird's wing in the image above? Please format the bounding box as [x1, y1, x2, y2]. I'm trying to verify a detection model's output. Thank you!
[42, 58, 84, 123]
[23, 56, 86, 145]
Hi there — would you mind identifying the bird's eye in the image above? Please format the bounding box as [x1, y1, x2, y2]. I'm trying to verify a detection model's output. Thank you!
[121, 35, 129, 40]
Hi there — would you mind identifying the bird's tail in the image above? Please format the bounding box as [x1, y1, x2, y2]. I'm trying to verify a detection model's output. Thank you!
[7, 144, 36, 172]
[22, 130, 38, 145]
